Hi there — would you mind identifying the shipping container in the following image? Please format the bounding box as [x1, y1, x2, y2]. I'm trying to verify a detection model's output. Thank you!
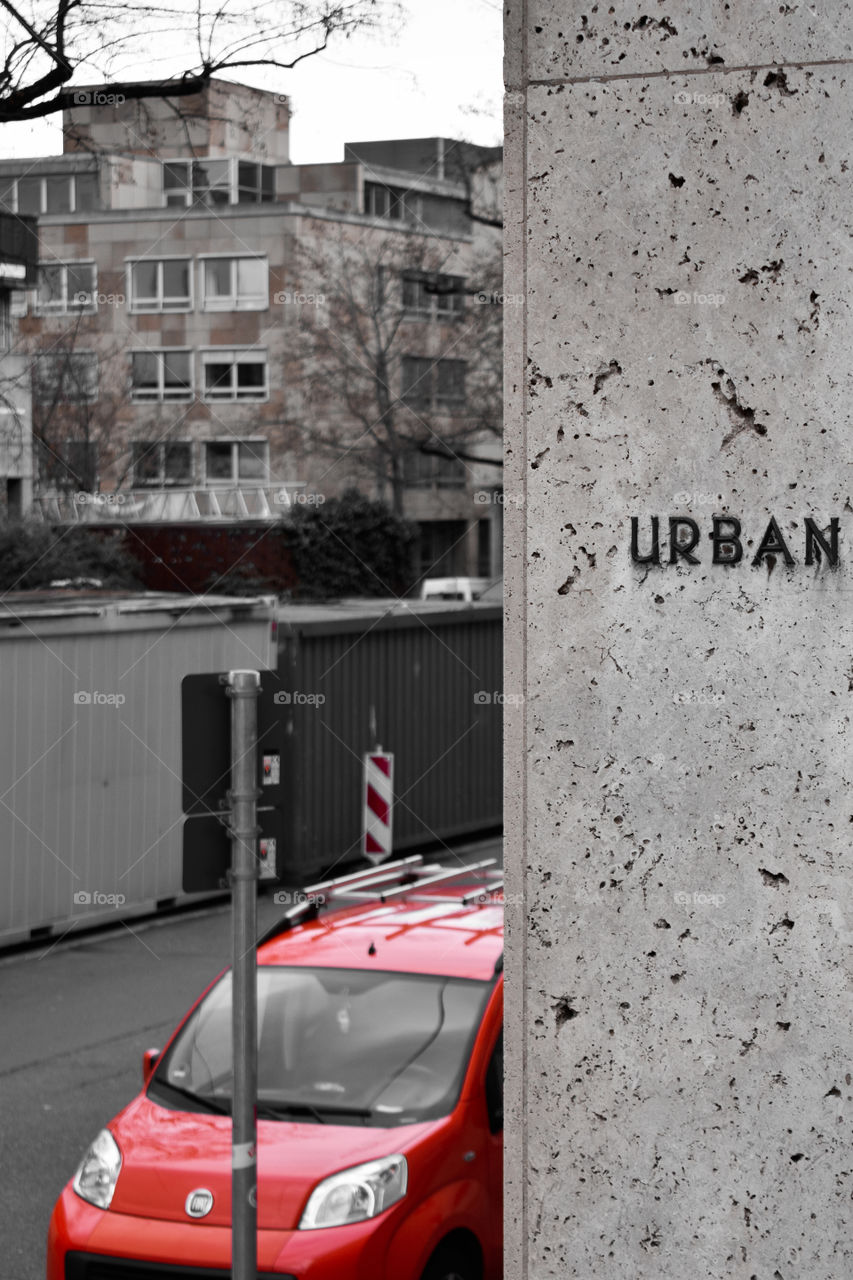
[273, 598, 502, 879]
[0, 592, 277, 947]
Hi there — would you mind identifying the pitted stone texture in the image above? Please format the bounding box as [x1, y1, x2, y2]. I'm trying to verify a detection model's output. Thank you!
[509, 35, 853, 1280]
[525, 1, 853, 82]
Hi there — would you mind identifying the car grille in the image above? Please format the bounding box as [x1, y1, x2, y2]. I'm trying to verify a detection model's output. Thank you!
[65, 1256, 295, 1280]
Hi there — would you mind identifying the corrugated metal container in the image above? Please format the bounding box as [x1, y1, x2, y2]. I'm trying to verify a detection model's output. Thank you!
[274, 599, 502, 878]
[0, 592, 276, 947]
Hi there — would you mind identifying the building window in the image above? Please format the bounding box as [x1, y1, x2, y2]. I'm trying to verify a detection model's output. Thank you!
[415, 520, 467, 579]
[130, 349, 192, 402]
[237, 161, 274, 204]
[163, 159, 274, 208]
[132, 440, 193, 487]
[477, 517, 493, 577]
[364, 181, 419, 223]
[201, 348, 268, 401]
[128, 259, 192, 312]
[402, 271, 465, 318]
[203, 439, 269, 485]
[0, 172, 98, 215]
[401, 356, 467, 412]
[36, 261, 96, 313]
[403, 450, 467, 490]
[38, 438, 99, 491]
[200, 256, 267, 311]
[33, 352, 98, 403]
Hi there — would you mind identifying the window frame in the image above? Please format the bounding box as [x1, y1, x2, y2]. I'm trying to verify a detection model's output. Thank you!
[198, 254, 269, 312]
[127, 256, 193, 314]
[129, 347, 194, 403]
[0, 292, 10, 352]
[35, 260, 98, 315]
[200, 347, 269, 403]
[402, 271, 466, 320]
[401, 355, 467, 414]
[162, 158, 275, 209]
[131, 438, 194, 488]
[403, 449, 467, 491]
[364, 181, 421, 224]
[33, 350, 99, 404]
[202, 437, 270, 486]
[4, 172, 97, 215]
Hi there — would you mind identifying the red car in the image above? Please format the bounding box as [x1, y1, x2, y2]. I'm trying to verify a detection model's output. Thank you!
[47, 856, 504, 1279]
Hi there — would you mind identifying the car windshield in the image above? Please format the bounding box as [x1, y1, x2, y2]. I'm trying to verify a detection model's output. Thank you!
[149, 966, 491, 1127]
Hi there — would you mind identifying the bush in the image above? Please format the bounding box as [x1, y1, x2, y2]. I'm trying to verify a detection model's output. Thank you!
[0, 520, 143, 591]
[289, 490, 416, 599]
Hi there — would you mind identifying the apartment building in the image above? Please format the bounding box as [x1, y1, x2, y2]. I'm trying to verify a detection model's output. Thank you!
[0, 80, 503, 581]
[0, 210, 38, 515]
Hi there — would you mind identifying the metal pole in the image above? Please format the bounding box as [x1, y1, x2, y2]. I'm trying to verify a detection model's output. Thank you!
[227, 669, 260, 1280]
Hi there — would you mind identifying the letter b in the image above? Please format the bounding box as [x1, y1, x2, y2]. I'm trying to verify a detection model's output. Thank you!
[710, 517, 743, 565]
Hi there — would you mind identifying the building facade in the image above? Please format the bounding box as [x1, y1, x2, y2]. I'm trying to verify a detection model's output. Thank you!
[0, 210, 38, 515]
[0, 81, 503, 581]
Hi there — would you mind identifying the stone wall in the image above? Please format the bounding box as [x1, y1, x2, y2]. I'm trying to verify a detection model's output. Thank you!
[504, 6, 853, 1277]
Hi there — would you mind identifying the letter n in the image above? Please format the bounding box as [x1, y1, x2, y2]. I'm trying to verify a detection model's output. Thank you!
[804, 517, 839, 568]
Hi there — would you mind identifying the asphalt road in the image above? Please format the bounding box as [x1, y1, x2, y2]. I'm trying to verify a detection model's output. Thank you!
[0, 839, 501, 1277]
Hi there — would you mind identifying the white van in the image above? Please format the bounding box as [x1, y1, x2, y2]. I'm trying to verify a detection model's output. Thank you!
[419, 576, 492, 602]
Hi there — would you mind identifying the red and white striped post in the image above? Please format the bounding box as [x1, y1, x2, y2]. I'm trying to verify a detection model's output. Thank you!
[363, 749, 394, 865]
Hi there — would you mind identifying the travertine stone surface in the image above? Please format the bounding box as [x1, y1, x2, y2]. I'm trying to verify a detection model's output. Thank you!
[504, 6, 853, 1278]
[519, 3, 853, 83]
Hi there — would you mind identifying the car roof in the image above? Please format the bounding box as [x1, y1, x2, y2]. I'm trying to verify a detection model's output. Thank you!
[258, 893, 504, 982]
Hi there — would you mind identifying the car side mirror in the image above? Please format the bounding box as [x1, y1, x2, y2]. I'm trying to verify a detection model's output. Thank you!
[142, 1048, 161, 1084]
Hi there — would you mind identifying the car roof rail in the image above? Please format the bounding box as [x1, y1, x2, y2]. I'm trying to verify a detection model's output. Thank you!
[258, 855, 504, 944]
[343, 859, 499, 904]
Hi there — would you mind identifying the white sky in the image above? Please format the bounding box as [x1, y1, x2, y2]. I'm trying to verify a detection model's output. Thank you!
[0, 0, 504, 164]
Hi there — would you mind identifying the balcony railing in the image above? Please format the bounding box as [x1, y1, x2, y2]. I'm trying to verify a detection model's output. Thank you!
[33, 484, 307, 523]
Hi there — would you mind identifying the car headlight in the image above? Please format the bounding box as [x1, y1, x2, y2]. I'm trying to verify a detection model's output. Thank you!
[72, 1128, 122, 1209]
[299, 1154, 407, 1230]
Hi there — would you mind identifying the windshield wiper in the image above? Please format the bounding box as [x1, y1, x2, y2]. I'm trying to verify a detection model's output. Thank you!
[257, 1101, 327, 1124]
[150, 1078, 231, 1116]
[257, 1100, 373, 1122]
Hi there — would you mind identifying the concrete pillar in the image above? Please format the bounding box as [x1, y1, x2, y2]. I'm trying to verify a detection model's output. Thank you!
[504, 7, 853, 1277]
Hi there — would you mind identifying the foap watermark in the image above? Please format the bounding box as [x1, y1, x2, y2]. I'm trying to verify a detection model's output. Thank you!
[674, 290, 725, 307]
[473, 691, 525, 706]
[674, 890, 726, 908]
[673, 90, 728, 109]
[274, 291, 326, 306]
[73, 90, 126, 107]
[75, 290, 124, 307]
[474, 490, 524, 506]
[273, 691, 326, 706]
[74, 491, 127, 507]
[672, 690, 725, 706]
[273, 889, 327, 907]
[73, 690, 126, 707]
[474, 290, 524, 307]
[673, 491, 722, 506]
[273, 489, 326, 506]
[73, 889, 127, 906]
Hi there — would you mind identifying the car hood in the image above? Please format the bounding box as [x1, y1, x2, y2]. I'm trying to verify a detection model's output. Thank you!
[108, 1094, 435, 1229]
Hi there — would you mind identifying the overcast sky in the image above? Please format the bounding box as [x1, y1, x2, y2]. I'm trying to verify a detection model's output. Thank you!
[1, 0, 503, 163]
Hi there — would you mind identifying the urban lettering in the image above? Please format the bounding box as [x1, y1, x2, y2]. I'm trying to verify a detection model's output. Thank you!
[629, 516, 841, 568]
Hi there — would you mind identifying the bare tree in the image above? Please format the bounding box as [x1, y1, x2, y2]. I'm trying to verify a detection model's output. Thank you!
[286, 222, 503, 516]
[6, 307, 140, 495]
[0, 1, 395, 123]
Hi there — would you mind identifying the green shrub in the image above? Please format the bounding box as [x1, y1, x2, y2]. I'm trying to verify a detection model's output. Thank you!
[289, 489, 416, 599]
[0, 520, 143, 591]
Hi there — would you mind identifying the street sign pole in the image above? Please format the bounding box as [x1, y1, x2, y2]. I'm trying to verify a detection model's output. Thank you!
[226, 669, 260, 1280]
